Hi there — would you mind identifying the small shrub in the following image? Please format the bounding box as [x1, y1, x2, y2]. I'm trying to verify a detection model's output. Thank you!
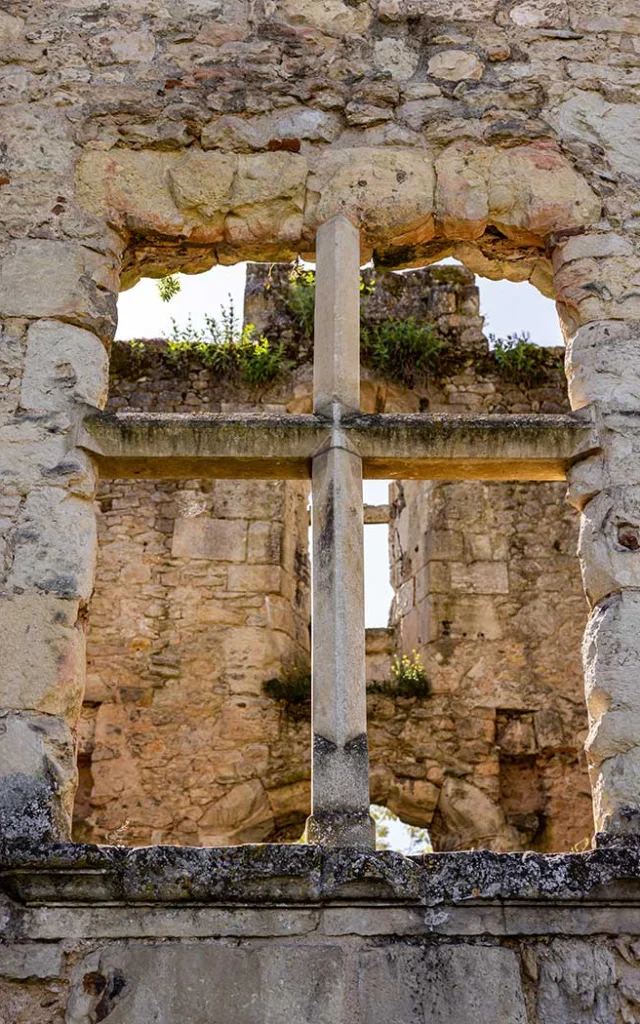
[166, 300, 288, 387]
[489, 331, 560, 387]
[369, 650, 431, 699]
[263, 665, 311, 706]
[361, 318, 448, 388]
[157, 274, 181, 303]
[285, 264, 316, 341]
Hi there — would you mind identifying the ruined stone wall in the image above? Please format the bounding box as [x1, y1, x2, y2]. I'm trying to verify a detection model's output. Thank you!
[1, 0, 639, 846]
[77, 265, 591, 852]
[3, 842, 640, 1024]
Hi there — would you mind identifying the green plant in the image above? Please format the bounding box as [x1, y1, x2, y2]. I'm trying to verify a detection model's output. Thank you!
[263, 664, 311, 706]
[157, 274, 181, 302]
[489, 331, 560, 387]
[369, 650, 431, 699]
[285, 263, 316, 340]
[165, 299, 288, 387]
[285, 267, 376, 341]
[361, 317, 448, 388]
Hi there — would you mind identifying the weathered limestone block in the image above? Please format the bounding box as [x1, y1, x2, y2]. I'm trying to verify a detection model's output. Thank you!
[552, 90, 640, 181]
[566, 320, 640, 412]
[373, 38, 420, 81]
[66, 943, 347, 1023]
[202, 109, 342, 153]
[0, 595, 85, 722]
[167, 150, 236, 241]
[0, 416, 72, 493]
[535, 940, 617, 1023]
[9, 487, 98, 602]
[377, 0, 499, 17]
[436, 141, 600, 246]
[509, 0, 569, 28]
[428, 50, 484, 82]
[199, 778, 274, 844]
[0, 242, 117, 342]
[565, 304, 640, 834]
[308, 148, 436, 252]
[276, 0, 372, 36]
[555, 253, 640, 332]
[359, 945, 527, 1023]
[387, 778, 439, 827]
[583, 592, 640, 834]
[435, 143, 492, 240]
[578, 488, 640, 607]
[226, 152, 308, 250]
[0, 252, 114, 844]
[77, 150, 188, 238]
[437, 777, 521, 851]
[21, 320, 108, 413]
[0, 711, 76, 842]
[171, 517, 247, 562]
[0, 944, 63, 981]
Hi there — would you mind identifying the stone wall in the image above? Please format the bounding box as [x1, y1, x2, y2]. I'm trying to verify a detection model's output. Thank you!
[76, 264, 592, 852]
[2, 841, 640, 1024]
[2, 0, 639, 846]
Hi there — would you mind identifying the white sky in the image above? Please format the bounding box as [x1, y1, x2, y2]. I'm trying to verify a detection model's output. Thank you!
[116, 263, 563, 627]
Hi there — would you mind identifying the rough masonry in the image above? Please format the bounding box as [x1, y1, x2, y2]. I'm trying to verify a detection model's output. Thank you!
[1, 0, 640, 1018]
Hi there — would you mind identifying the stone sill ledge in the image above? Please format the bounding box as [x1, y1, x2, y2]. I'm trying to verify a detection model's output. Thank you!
[1, 840, 640, 908]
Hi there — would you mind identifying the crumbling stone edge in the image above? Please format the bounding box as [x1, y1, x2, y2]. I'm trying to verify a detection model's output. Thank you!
[0, 838, 639, 907]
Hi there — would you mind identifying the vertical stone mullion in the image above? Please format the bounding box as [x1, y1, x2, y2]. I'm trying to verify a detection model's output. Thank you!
[0, 238, 118, 841]
[306, 215, 375, 848]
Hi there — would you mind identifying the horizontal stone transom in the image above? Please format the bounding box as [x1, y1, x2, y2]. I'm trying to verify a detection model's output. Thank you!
[78, 409, 597, 483]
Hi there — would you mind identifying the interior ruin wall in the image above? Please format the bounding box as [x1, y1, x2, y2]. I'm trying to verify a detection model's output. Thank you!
[76, 264, 592, 853]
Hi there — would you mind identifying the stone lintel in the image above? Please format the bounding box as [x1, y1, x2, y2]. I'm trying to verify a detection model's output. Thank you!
[79, 410, 597, 482]
[363, 504, 390, 525]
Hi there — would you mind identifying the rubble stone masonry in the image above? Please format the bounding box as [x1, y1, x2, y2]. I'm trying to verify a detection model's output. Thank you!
[2, 1, 640, 1017]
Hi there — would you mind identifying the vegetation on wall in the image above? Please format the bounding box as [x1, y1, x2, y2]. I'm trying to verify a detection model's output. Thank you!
[487, 332, 564, 387]
[284, 265, 316, 341]
[263, 663, 311, 719]
[125, 300, 288, 389]
[280, 265, 460, 388]
[361, 318, 450, 388]
[263, 650, 431, 716]
[368, 651, 431, 699]
[131, 273, 562, 392]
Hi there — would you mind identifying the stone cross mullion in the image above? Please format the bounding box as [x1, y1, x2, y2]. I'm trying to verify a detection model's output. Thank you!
[78, 240, 599, 852]
[306, 216, 375, 849]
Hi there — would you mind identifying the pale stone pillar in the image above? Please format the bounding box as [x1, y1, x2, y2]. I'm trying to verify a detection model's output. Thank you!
[306, 216, 375, 848]
[558, 237, 640, 835]
[0, 239, 118, 841]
